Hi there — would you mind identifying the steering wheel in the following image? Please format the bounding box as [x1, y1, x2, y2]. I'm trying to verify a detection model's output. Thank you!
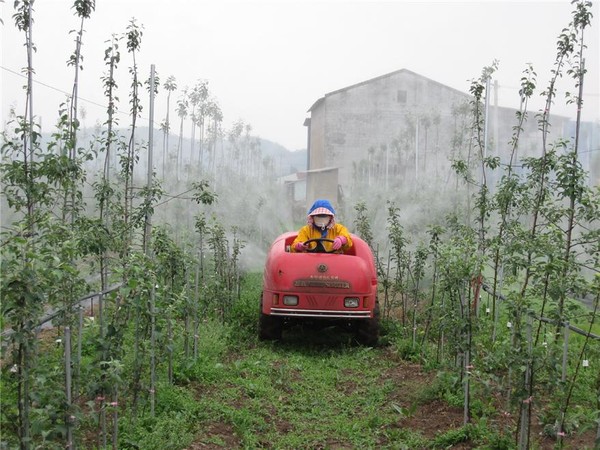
[303, 238, 337, 254]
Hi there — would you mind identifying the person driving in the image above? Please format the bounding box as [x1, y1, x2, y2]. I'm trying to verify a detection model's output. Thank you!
[291, 199, 353, 253]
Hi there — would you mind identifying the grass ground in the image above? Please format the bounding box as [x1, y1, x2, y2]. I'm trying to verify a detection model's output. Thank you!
[159, 323, 596, 450]
[4, 272, 597, 449]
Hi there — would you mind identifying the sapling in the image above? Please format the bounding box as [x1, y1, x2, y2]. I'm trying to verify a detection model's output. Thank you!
[122, 18, 143, 243]
[230, 226, 246, 304]
[510, 3, 596, 446]
[175, 90, 188, 181]
[207, 100, 224, 178]
[2, 87, 98, 450]
[467, 61, 499, 316]
[382, 250, 392, 320]
[152, 227, 189, 370]
[62, 5, 96, 440]
[67, 0, 95, 161]
[189, 80, 210, 169]
[207, 218, 229, 322]
[93, 32, 122, 448]
[437, 216, 480, 424]
[3, 2, 42, 447]
[194, 213, 208, 358]
[387, 202, 409, 329]
[353, 201, 375, 249]
[420, 225, 443, 355]
[552, 4, 596, 439]
[489, 64, 536, 341]
[162, 75, 177, 176]
[408, 243, 428, 349]
[353, 201, 391, 318]
[192, 180, 218, 323]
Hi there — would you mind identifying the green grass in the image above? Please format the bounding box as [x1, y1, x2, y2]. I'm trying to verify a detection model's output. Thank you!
[3, 272, 598, 449]
[185, 338, 401, 448]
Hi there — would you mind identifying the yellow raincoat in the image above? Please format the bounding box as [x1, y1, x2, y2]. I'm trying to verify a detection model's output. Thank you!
[291, 223, 353, 253]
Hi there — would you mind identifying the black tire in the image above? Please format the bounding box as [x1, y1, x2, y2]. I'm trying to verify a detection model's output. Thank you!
[259, 311, 283, 341]
[356, 303, 380, 346]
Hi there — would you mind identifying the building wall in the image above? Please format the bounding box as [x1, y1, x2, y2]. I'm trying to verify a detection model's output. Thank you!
[306, 168, 339, 208]
[306, 69, 577, 201]
[308, 101, 327, 170]
[308, 70, 474, 194]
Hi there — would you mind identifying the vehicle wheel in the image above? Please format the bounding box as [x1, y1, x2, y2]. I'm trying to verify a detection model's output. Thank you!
[259, 312, 282, 341]
[356, 303, 380, 346]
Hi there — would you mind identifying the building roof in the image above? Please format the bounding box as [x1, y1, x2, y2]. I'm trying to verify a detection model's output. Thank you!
[306, 68, 571, 120]
[307, 68, 469, 112]
[305, 166, 339, 174]
[278, 171, 306, 184]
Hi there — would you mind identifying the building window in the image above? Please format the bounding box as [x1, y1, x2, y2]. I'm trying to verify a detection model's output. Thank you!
[397, 90, 407, 104]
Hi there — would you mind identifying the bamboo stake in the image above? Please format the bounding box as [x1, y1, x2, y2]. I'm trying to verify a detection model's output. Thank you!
[150, 284, 156, 417]
[518, 316, 533, 449]
[76, 307, 83, 395]
[65, 327, 73, 449]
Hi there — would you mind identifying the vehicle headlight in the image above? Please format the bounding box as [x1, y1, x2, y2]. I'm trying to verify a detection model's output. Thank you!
[344, 297, 360, 308]
[283, 295, 298, 306]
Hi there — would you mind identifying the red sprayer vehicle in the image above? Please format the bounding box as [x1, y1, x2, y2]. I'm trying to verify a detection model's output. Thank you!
[259, 232, 380, 345]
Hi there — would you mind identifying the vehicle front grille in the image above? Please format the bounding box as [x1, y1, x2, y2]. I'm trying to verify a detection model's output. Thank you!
[270, 308, 371, 319]
[306, 295, 337, 308]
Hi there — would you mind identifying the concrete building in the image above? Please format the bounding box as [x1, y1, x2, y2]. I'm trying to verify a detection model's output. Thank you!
[302, 68, 573, 211]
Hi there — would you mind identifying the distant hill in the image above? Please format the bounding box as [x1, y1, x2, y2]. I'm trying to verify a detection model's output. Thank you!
[41, 127, 307, 177]
[259, 138, 307, 175]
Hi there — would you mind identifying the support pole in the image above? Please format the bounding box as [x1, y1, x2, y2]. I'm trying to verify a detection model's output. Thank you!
[144, 64, 156, 253]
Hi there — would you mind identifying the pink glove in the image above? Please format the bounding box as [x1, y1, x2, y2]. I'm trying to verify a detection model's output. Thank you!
[332, 236, 347, 250]
[294, 242, 308, 252]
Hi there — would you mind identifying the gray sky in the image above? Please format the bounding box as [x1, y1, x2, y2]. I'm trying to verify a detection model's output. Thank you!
[2, 0, 599, 150]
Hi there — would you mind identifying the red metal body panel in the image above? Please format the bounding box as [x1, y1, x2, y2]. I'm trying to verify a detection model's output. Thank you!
[261, 232, 378, 320]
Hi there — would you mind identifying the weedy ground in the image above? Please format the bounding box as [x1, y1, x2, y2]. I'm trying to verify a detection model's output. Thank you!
[123, 322, 595, 450]
[7, 271, 597, 450]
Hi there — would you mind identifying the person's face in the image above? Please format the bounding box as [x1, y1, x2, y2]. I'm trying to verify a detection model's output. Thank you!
[313, 214, 332, 228]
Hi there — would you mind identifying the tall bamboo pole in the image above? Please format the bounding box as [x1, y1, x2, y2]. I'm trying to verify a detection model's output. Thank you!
[146, 64, 157, 417]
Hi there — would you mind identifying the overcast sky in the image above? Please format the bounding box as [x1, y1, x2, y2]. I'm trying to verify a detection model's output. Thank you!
[2, 0, 599, 150]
